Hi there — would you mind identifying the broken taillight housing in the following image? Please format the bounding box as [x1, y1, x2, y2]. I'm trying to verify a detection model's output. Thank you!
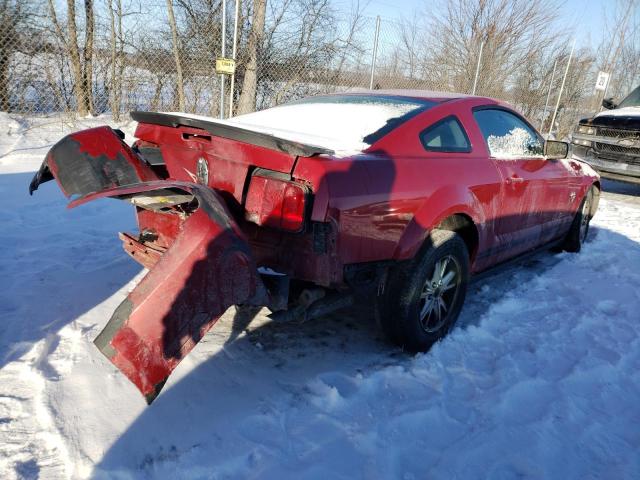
[245, 174, 308, 232]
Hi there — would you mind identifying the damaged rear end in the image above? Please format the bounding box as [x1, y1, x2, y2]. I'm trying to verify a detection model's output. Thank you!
[29, 116, 331, 403]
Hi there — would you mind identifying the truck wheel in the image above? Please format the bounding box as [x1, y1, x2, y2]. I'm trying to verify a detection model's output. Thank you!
[562, 186, 595, 253]
[376, 229, 469, 352]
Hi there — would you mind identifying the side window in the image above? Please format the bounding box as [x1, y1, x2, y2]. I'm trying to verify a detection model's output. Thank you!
[420, 116, 471, 153]
[473, 108, 543, 158]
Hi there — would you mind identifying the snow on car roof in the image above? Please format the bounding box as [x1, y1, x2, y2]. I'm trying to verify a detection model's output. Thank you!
[340, 88, 471, 102]
[167, 94, 438, 157]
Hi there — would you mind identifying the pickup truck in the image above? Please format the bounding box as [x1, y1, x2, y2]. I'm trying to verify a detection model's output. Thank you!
[572, 85, 640, 184]
[29, 91, 600, 403]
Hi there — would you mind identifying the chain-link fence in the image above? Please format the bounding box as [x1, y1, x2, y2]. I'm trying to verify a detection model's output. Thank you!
[1, 0, 637, 139]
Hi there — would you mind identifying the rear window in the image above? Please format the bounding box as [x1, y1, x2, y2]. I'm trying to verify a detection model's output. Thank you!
[230, 95, 436, 156]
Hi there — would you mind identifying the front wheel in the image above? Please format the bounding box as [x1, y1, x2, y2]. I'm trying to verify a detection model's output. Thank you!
[562, 186, 596, 253]
[376, 229, 470, 352]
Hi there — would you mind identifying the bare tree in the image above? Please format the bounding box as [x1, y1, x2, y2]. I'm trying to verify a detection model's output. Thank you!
[46, 0, 94, 115]
[83, 0, 95, 113]
[237, 0, 267, 114]
[420, 0, 561, 96]
[107, 0, 126, 119]
[166, 0, 186, 110]
[0, 0, 25, 111]
[594, 0, 639, 107]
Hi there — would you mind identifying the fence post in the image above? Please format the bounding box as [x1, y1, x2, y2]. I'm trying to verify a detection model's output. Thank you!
[471, 40, 484, 95]
[229, 0, 240, 118]
[540, 58, 558, 131]
[369, 16, 381, 90]
[219, 0, 227, 119]
[548, 40, 575, 137]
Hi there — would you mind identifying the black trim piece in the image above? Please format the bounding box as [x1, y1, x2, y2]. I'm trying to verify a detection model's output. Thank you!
[419, 115, 472, 153]
[130, 111, 335, 157]
[136, 146, 165, 166]
[252, 167, 291, 182]
[363, 105, 434, 145]
[29, 160, 54, 195]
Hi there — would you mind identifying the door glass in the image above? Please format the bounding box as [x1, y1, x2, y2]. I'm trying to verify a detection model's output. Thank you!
[473, 109, 543, 158]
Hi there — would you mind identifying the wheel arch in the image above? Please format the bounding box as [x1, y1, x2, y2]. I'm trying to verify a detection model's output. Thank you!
[393, 204, 481, 263]
[433, 213, 479, 262]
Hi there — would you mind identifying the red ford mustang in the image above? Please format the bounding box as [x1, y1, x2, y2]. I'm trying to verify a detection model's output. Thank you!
[29, 91, 600, 403]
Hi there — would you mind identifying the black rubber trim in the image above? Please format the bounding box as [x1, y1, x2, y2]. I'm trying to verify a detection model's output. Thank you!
[130, 111, 335, 157]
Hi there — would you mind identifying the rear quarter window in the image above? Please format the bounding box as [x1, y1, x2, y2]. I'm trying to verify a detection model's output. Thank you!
[420, 116, 471, 153]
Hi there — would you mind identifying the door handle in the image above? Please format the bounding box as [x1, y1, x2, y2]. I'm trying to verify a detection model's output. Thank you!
[506, 175, 524, 184]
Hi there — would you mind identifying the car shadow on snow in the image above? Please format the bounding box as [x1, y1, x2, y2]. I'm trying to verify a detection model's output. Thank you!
[601, 178, 640, 200]
[0, 172, 140, 369]
[90, 224, 627, 477]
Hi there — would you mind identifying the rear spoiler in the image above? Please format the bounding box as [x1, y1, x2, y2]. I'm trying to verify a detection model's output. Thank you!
[131, 111, 335, 158]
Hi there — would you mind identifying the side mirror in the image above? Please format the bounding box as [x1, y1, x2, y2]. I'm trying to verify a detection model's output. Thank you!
[602, 97, 617, 110]
[544, 140, 569, 160]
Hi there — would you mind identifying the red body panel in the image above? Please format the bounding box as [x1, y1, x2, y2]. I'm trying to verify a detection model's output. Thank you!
[134, 122, 297, 207]
[291, 97, 598, 273]
[31, 93, 599, 403]
[83, 182, 268, 403]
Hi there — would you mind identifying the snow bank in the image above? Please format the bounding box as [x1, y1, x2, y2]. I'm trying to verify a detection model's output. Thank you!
[0, 114, 639, 479]
[0, 114, 137, 174]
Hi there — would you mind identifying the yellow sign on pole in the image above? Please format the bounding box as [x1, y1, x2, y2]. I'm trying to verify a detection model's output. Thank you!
[216, 57, 236, 75]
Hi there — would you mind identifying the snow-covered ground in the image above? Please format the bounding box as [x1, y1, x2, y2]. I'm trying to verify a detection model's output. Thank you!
[0, 114, 639, 479]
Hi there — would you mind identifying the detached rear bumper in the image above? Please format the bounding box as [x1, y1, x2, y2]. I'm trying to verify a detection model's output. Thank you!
[29, 127, 269, 403]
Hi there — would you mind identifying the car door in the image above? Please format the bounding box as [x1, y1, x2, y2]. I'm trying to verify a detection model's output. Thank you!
[472, 107, 569, 260]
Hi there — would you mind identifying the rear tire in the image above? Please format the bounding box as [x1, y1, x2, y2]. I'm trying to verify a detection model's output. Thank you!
[376, 229, 470, 352]
[562, 186, 595, 253]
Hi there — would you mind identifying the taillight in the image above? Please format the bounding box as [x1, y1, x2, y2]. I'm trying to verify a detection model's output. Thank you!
[245, 174, 308, 232]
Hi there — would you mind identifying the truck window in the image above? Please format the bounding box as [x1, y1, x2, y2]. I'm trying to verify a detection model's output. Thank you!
[618, 86, 640, 108]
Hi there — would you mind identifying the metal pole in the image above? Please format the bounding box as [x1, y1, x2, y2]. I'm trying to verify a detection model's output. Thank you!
[219, 0, 227, 119]
[471, 40, 484, 95]
[369, 16, 381, 90]
[540, 58, 558, 131]
[548, 40, 575, 137]
[229, 0, 240, 118]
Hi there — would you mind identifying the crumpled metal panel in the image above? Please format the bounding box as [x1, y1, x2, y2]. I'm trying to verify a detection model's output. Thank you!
[30, 126, 270, 403]
[72, 183, 268, 403]
[29, 126, 157, 196]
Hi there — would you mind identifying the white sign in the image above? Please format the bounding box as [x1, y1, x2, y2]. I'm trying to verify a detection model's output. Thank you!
[595, 71, 610, 91]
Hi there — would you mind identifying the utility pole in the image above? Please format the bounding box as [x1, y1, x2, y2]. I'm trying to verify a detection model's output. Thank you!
[229, 0, 240, 117]
[472, 40, 484, 95]
[369, 16, 381, 90]
[548, 40, 575, 138]
[219, 0, 227, 119]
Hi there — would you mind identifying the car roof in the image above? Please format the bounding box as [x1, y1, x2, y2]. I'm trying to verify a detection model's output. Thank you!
[326, 89, 501, 105]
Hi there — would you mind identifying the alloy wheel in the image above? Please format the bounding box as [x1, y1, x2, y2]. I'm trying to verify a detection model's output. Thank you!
[579, 194, 591, 243]
[418, 254, 462, 333]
